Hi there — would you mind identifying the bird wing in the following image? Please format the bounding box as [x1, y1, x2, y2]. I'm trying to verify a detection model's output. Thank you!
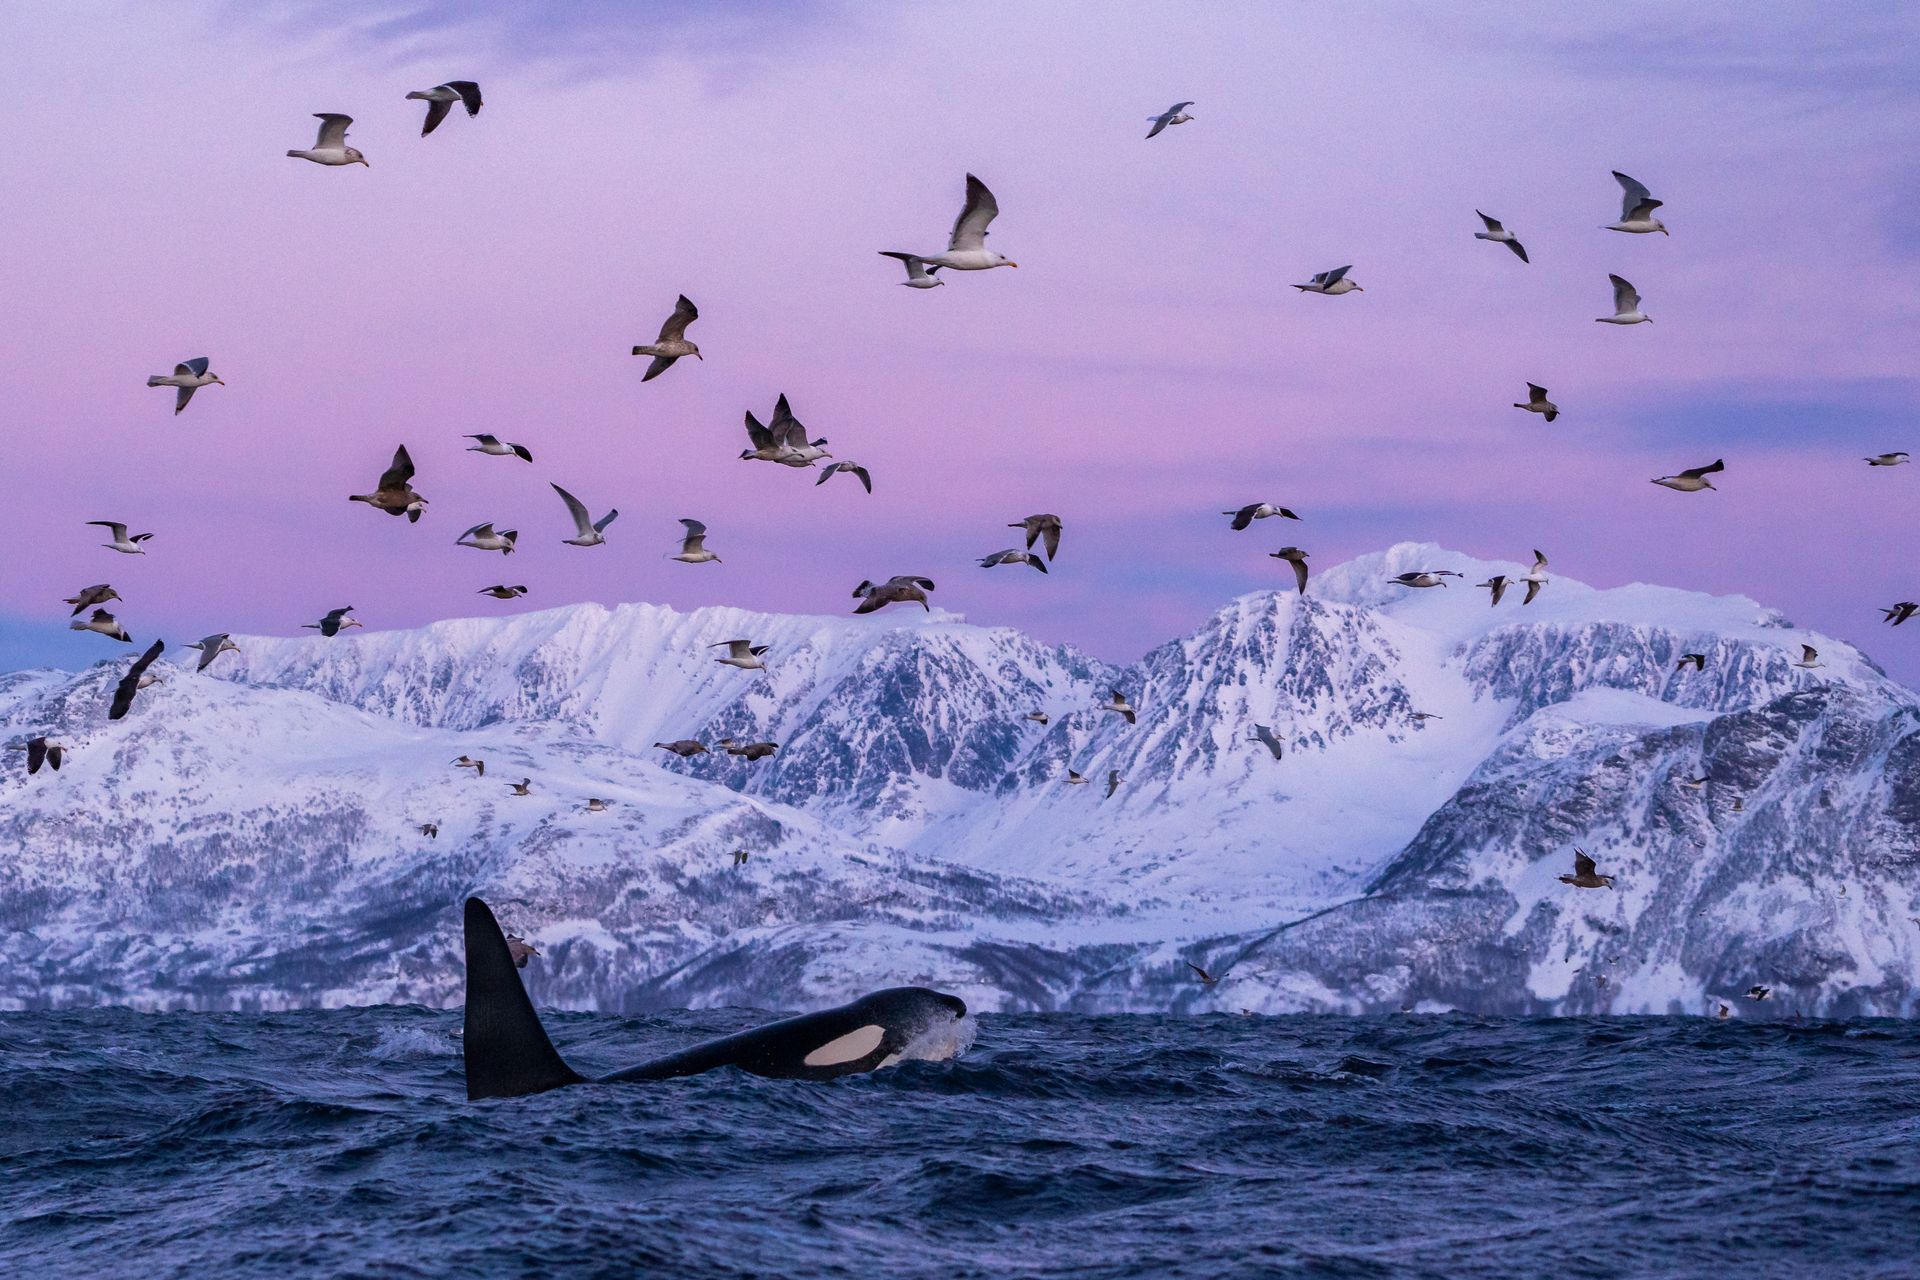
[1532, 550, 1548, 571]
[1801, 645, 1818, 663]
[468, 434, 499, 446]
[314, 113, 353, 149]
[1288, 556, 1308, 594]
[174, 384, 197, 414]
[1527, 383, 1548, 401]
[1106, 771, 1119, 797]
[1145, 115, 1169, 139]
[1613, 171, 1655, 220]
[322, 608, 351, 624]
[1042, 518, 1060, 561]
[1506, 238, 1529, 263]
[180, 357, 210, 377]
[658, 295, 698, 343]
[1322, 265, 1351, 286]
[851, 464, 872, 494]
[111, 642, 162, 719]
[680, 523, 708, 555]
[89, 521, 129, 540]
[948, 174, 999, 251]
[593, 508, 619, 534]
[1573, 848, 1597, 877]
[1609, 274, 1640, 313]
[551, 483, 593, 535]
[420, 97, 453, 135]
[1682, 459, 1725, 479]
[378, 445, 415, 490]
[744, 410, 773, 449]
[1522, 579, 1542, 605]
[1487, 578, 1508, 605]
[1186, 962, 1211, 982]
[447, 81, 483, 114]
[1230, 505, 1256, 531]
[1476, 211, 1504, 234]
[641, 354, 677, 381]
[460, 522, 495, 539]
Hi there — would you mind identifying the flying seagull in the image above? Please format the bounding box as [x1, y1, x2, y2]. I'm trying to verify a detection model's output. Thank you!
[722, 739, 780, 761]
[731, 849, 750, 867]
[880, 173, 1018, 273]
[816, 461, 873, 492]
[1477, 575, 1512, 606]
[89, 521, 152, 555]
[109, 640, 165, 720]
[1882, 602, 1918, 627]
[1100, 690, 1138, 725]
[406, 80, 482, 135]
[552, 483, 617, 546]
[888, 255, 945, 288]
[503, 934, 539, 968]
[1746, 985, 1772, 1002]
[1269, 546, 1310, 594]
[585, 798, 610, 813]
[186, 633, 240, 672]
[740, 405, 797, 463]
[69, 609, 131, 642]
[979, 548, 1047, 573]
[419, 823, 439, 838]
[1518, 551, 1549, 605]
[1514, 384, 1558, 421]
[302, 607, 362, 637]
[1597, 274, 1651, 324]
[1295, 266, 1362, 295]
[768, 396, 831, 466]
[1226, 502, 1300, 530]
[1105, 769, 1121, 799]
[1558, 848, 1615, 889]
[12, 736, 64, 775]
[1025, 711, 1050, 726]
[1473, 211, 1528, 262]
[852, 576, 935, 614]
[672, 519, 720, 563]
[1249, 723, 1285, 761]
[452, 755, 485, 778]
[147, 357, 224, 414]
[456, 523, 517, 554]
[478, 585, 528, 599]
[712, 639, 769, 672]
[1652, 459, 1722, 492]
[653, 739, 708, 758]
[349, 446, 427, 521]
[1866, 452, 1909, 467]
[1390, 571, 1458, 589]
[1792, 644, 1823, 670]
[286, 113, 368, 167]
[465, 434, 532, 462]
[1145, 101, 1195, 139]
[1011, 513, 1063, 560]
[1675, 653, 1707, 672]
[64, 584, 119, 616]
[1410, 711, 1444, 722]
[1606, 171, 1668, 234]
[631, 295, 701, 381]
[1064, 766, 1089, 786]
[507, 779, 532, 797]
[1186, 961, 1219, 986]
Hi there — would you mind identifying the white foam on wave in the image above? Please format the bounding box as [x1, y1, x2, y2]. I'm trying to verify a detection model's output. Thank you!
[890, 1013, 977, 1067]
[368, 1027, 455, 1060]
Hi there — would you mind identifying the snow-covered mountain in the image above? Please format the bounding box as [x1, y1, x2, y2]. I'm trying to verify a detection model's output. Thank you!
[4, 543, 1917, 1016]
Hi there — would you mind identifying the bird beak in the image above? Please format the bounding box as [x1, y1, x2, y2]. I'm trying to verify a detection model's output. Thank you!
[1353, 285, 1365, 291]
[1007, 262, 1019, 268]
[1660, 228, 1670, 236]
[214, 377, 226, 385]
[359, 158, 371, 167]
[694, 352, 705, 360]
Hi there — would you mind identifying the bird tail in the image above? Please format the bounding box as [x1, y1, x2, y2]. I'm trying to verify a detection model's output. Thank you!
[462, 897, 584, 1100]
[285, 150, 304, 159]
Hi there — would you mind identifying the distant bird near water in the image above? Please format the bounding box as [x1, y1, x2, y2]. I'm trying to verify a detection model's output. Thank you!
[302, 607, 362, 637]
[406, 80, 482, 135]
[1746, 985, 1772, 1002]
[456, 523, 517, 554]
[64, 584, 119, 615]
[1295, 266, 1362, 295]
[12, 736, 65, 775]
[853, 576, 935, 614]
[110, 640, 165, 719]
[1883, 602, 1918, 627]
[186, 633, 240, 672]
[631, 295, 701, 381]
[1559, 848, 1615, 889]
[452, 755, 485, 778]
[1099, 690, 1138, 725]
[1597, 274, 1651, 324]
[1866, 452, 1910, 467]
[1011, 514, 1062, 560]
[479, 585, 528, 600]
[672, 519, 720, 563]
[816, 461, 873, 492]
[1249, 723, 1285, 760]
[70, 609, 131, 642]
[1652, 459, 1722, 492]
[1473, 211, 1528, 262]
[89, 521, 152, 554]
[654, 740, 708, 758]
[1186, 961, 1218, 986]
[552, 483, 617, 546]
[1269, 547, 1310, 594]
[349, 446, 427, 520]
[147, 357, 223, 414]
[1145, 101, 1194, 138]
[881, 173, 1017, 274]
[980, 548, 1047, 573]
[286, 113, 368, 167]
[464, 434, 532, 462]
[712, 639, 769, 671]
[1606, 171, 1668, 234]
[1227, 503, 1299, 530]
[1514, 384, 1558, 421]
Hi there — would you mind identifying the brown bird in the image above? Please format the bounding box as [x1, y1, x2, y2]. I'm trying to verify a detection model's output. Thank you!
[1099, 690, 1138, 725]
[654, 740, 708, 758]
[1269, 546, 1310, 594]
[419, 823, 439, 838]
[64, 584, 119, 616]
[109, 640, 166, 720]
[1009, 514, 1063, 561]
[723, 740, 780, 761]
[506, 778, 532, 796]
[452, 755, 485, 778]
[631, 295, 701, 381]
[1186, 961, 1219, 986]
[504, 933, 539, 968]
[349, 445, 427, 521]
[1558, 847, 1615, 889]
[585, 798, 611, 813]
[478, 585, 528, 600]
[852, 576, 935, 614]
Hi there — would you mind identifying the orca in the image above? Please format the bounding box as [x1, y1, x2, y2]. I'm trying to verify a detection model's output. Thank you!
[461, 897, 969, 1100]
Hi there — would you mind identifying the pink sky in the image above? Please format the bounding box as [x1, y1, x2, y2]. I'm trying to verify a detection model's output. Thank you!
[5, 2, 1918, 682]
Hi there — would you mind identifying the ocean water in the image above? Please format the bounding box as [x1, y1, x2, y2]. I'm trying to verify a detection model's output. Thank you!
[3, 1009, 1917, 1280]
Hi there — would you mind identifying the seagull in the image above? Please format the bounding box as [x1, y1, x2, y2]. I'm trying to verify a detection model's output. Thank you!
[1295, 266, 1362, 295]
[1145, 101, 1195, 139]
[1105, 769, 1121, 799]
[585, 798, 611, 813]
[186, 633, 240, 673]
[1477, 575, 1512, 606]
[1269, 547, 1310, 594]
[452, 755, 485, 778]
[1186, 961, 1218, 986]
[89, 521, 152, 554]
[11, 736, 65, 775]
[1651, 459, 1723, 492]
[147, 357, 224, 414]
[507, 779, 532, 797]
[1249, 723, 1285, 760]
[653, 740, 708, 758]
[64, 584, 120, 616]
[478, 585, 528, 600]
[672, 519, 720, 564]
[464, 434, 532, 462]
[816, 461, 873, 492]
[852, 576, 935, 614]
[1409, 712, 1444, 722]
[1064, 767, 1089, 786]
[1746, 985, 1772, 1002]
[1597, 274, 1651, 324]
[419, 823, 439, 838]
[1514, 384, 1558, 421]
[349, 446, 427, 521]
[302, 607, 362, 637]
[1558, 848, 1615, 889]
[69, 609, 132, 642]
[1792, 644, 1823, 670]
[881, 173, 1017, 274]
[1473, 211, 1528, 262]
[1389, 571, 1457, 589]
[1226, 503, 1300, 531]
[731, 849, 751, 867]
[1518, 551, 1549, 605]
[980, 548, 1048, 573]
[722, 740, 780, 761]
[769, 397, 831, 467]
[1866, 452, 1910, 467]
[286, 113, 368, 167]
[456, 523, 517, 554]
[1011, 514, 1063, 561]
[1024, 711, 1050, 726]
[888, 255, 945, 288]
[110, 640, 165, 720]
[1606, 171, 1668, 234]
[1680, 774, 1713, 791]
[740, 405, 798, 464]
[405, 80, 482, 135]
[631, 295, 701, 381]
[1675, 653, 1707, 672]
[1100, 690, 1138, 725]
[1882, 602, 1918, 626]
[712, 639, 769, 671]
[552, 483, 617, 546]
[504, 934, 539, 968]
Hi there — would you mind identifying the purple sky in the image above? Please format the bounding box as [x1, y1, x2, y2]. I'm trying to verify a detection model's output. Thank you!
[6, 2, 1918, 683]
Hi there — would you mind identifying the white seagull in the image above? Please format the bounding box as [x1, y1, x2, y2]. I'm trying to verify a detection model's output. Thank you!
[880, 174, 1018, 274]
[1597, 274, 1651, 324]
[88, 521, 152, 555]
[186, 633, 241, 672]
[889, 256, 945, 289]
[1514, 383, 1558, 421]
[980, 548, 1048, 574]
[552, 483, 617, 546]
[631, 296, 701, 382]
[456, 522, 518, 554]
[465, 434, 532, 462]
[672, 519, 720, 564]
[1295, 266, 1362, 295]
[1473, 211, 1529, 263]
[1517, 551, 1549, 605]
[1866, 452, 1909, 467]
[1145, 101, 1195, 139]
[711, 639, 769, 672]
[405, 81, 482, 136]
[816, 461, 873, 492]
[1606, 171, 1668, 235]
[286, 113, 368, 167]
[1652, 459, 1723, 492]
[1792, 644, 1823, 670]
[147, 357, 224, 414]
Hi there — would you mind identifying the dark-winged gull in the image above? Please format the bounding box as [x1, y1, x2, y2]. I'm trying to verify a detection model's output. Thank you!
[1186, 961, 1219, 986]
[816, 460, 873, 492]
[109, 640, 165, 720]
[712, 639, 769, 671]
[1145, 101, 1195, 139]
[1518, 551, 1549, 605]
[1269, 546, 1310, 594]
[1474, 211, 1529, 262]
[1652, 459, 1722, 492]
[1010, 513, 1062, 560]
[456, 523, 517, 554]
[70, 609, 131, 642]
[465, 434, 532, 462]
[1792, 644, 1823, 670]
[1226, 503, 1300, 530]
[631, 295, 701, 381]
[1606, 171, 1668, 234]
[287, 113, 368, 167]
[89, 521, 152, 555]
[1024, 711, 1050, 726]
[12, 736, 65, 775]
[64, 584, 119, 615]
[1882, 602, 1918, 626]
[1675, 653, 1707, 672]
[506, 778, 532, 797]
[1558, 848, 1615, 889]
[1100, 690, 1138, 725]
[880, 174, 1017, 273]
[1105, 769, 1121, 799]
[452, 755, 485, 778]
[349, 446, 427, 520]
[1248, 723, 1285, 760]
[303, 607, 362, 637]
[1866, 452, 1909, 467]
[671, 519, 720, 564]
[419, 823, 439, 838]
[852, 576, 935, 614]
[147, 357, 224, 414]
[1514, 383, 1558, 421]
[723, 739, 780, 761]
[1295, 266, 1362, 295]
[186, 633, 240, 672]
[478, 585, 528, 599]
[1390, 570, 1459, 589]
[653, 740, 708, 758]
[979, 548, 1047, 573]
[1477, 575, 1511, 606]
[406, 81, 482, 135]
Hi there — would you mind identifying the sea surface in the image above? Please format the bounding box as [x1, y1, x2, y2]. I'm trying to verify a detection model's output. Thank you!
[3, 1008, 1917, 1279]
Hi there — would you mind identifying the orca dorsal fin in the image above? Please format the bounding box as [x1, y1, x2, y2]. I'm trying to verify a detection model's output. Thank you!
[463, 897, 584, 1100]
